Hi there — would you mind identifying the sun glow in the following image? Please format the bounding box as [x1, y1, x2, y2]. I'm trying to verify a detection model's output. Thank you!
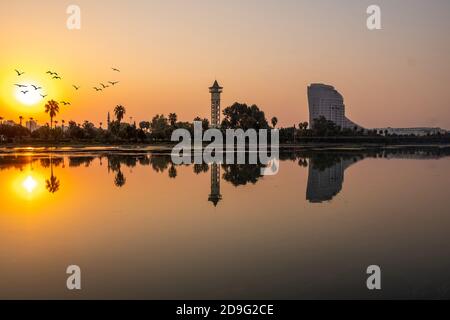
[0, 68, 67, 118]
[12, 170, 46, 201]
[14, 81, 44, 106]
[22, 175, 38, 193]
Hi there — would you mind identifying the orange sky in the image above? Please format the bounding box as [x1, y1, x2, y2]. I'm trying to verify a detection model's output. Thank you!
[1, 0, 449, 128]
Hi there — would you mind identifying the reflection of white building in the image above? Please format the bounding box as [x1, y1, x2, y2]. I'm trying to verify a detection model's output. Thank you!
[306, 158, 356, 203]
[307, 83, 363, 130]
[373, 127, 446, 136]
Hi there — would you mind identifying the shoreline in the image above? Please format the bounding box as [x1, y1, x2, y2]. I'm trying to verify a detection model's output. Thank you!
[1, 142, 449, 155]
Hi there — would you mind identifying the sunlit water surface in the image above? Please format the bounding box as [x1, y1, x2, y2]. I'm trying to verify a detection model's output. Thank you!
[1, 147, 449, 299]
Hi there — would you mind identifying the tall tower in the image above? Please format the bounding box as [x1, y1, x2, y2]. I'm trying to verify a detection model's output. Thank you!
[107, 112, 111, 130]
[209, 80, 223, 128]
[208, 163, 222, 207]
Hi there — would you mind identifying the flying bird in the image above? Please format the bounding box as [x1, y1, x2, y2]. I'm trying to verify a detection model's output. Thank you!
[21, 90, 29, 94]
[93, 87, 102, 91]
[15, 69, 25, 76]
[60, 101, 71, 106]
[100, 83, 109, 89]
[31, 85, 42, 90]
[14, 84, 27, 88]
[73, 85, 80, 90]
[41, 94, 48, 98]
[52, 75, 62, 80]
[112, 68, 120, 72]
[109, 81, 119, 86]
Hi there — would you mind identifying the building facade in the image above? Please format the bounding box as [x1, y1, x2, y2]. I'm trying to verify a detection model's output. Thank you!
[307, 83, 362, 130]
[373, 127, 447, 136]
[25, 120, 39, 132]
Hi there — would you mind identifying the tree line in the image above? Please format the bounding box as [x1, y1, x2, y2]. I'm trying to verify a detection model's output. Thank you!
[1, 100, 448, 144]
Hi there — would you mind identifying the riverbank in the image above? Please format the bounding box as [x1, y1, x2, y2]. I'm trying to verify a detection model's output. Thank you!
[1, 142, 449, 155]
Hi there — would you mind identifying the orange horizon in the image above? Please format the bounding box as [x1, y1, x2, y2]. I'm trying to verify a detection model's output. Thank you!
[1, 0, 449, 129]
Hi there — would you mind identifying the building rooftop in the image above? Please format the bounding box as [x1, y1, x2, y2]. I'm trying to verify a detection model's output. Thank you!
[209, 80, 223, 90]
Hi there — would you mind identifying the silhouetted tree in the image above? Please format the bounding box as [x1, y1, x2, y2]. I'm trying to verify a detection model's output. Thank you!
[271, 117, 278, 128]
[139, 121, 150, 132]
[168, 165, 177, 179]
[114, 170, 126, 187]
[114, 105, 126, 123]
[169, 113, 178, 127]
[45, 157, 61, 194]
[221, 102, 270, 130]
[45, 100, 60, 129]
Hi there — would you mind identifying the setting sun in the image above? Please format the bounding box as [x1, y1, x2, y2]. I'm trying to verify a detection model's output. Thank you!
[14, 81, 44, 106]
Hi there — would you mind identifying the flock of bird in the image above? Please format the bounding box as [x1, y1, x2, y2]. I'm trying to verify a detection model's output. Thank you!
[13, 67, 122, 106]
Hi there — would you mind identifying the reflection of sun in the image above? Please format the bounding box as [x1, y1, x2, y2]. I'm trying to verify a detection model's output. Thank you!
[14, 81, 43, 106]
[12, 170, 45, 201]
[22, 176, 38, 193]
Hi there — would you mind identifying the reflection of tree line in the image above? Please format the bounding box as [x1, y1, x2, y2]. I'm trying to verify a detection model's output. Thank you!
[0, 147, 449, 199]
[67, 146, 450, 190]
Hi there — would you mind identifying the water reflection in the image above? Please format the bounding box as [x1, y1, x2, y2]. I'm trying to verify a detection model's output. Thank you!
[208, 163, 222, 206]
[1, 147, 450, 299]
[1, 147, 449, 204]
[306, 155, 356, 203]
[22, 175, 38, 193]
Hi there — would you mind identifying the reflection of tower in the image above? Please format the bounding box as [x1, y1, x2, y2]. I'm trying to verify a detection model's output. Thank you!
[208, 163, 222, 206]
[209, 80, 223, 128]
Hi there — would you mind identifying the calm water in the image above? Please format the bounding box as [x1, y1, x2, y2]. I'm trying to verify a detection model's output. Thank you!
[1, 147, 450, 299]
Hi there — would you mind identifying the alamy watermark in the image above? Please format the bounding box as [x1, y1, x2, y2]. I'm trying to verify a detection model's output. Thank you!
[366, 265, 382, 290]
[367, 5, 382, 30]
[171, 122, 280, 176]
[66, 265, 82, 290]
[67, 5, 81, 30]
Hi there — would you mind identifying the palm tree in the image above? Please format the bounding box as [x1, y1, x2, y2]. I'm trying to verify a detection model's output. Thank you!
[271, 117, 278, 128]
[45, 100, 60, 129]
[46, 175, 60, 193]
[99, 122, 103, 129]
[169, 113, 178, 127]
[61, 120, 65, 131]
[0, 116, 3, 124]
[46, 157, 60, 194]
[168, 165, 178, 179]
[114, 169, 126, 187]
[114, 105, 126, 123]
[54, 120, 59, 128]
[19, 116, 23, 126]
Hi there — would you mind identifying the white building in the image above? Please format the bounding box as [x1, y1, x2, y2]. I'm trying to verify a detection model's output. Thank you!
[3, 120, 16, 126]
[307, 83, 363, 130]
[25, 120, 39, 132]
[373, 127, 447, 136]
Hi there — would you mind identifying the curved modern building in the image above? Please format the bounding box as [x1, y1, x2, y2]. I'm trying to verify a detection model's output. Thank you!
[307, 83, 363, 130]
